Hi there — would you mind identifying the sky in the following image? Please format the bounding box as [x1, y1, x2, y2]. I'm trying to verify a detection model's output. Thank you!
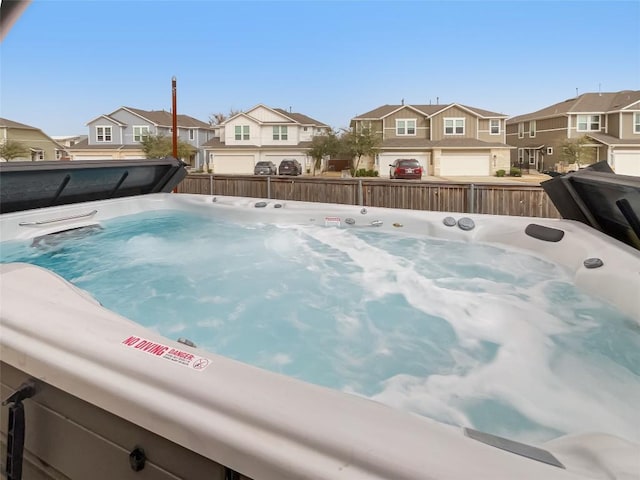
[1, 0, 639, 136]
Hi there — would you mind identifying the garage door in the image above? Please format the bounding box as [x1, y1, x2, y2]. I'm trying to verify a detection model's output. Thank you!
[612, 151, 640, 176]
[379, 153, 429, 177]
[211, 155, 255, 174]
[440, 154, 490, 176]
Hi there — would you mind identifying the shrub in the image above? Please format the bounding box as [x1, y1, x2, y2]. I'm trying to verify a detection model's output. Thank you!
[354, 168, 379, 177]
[510, 167, 522, 177]
[496, 169, 506, 177]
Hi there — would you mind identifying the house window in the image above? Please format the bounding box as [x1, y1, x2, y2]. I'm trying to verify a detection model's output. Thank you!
[577, 115, 600, 131]
[518, 148, 524, 163]
[273, 126, 288, 140]
[55, 150, 62, 160]
[235, 125, 250, 140]
[529, 151, 536, 165]
[189, 129, 195, 141]
[634, 113, 640, 133]
[490, 119, 500, 135]
[396, 119, 416, 135]
[303, 127, 308, 131]
[358, 120, 372, 133]
[133, 126, 149, 142]
[444, 118, 464, 135]
[547, 146, 554, 155]
[518, 122, 524, 139]
[96, 126, 112, 142]
[529, 120, 536, 138]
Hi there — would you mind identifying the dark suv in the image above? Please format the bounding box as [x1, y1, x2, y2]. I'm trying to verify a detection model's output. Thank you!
[254, 161, 277, 175]
[278, 159, 302, 176]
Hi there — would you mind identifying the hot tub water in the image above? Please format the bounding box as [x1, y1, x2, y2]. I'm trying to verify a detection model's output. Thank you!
[1, 210, 638, 445]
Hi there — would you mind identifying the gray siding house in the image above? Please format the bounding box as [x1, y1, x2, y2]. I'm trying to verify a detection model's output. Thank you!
[506, 90, 640, 175]
[69, 107, 215, 167]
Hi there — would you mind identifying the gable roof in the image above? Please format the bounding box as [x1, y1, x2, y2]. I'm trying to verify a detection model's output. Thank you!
[507, 90, 640, 123]
[0, 118, 39, 130]
[224, 104, 329, 127]
[120, 107, 212, 129]
[352, 103, 507, 121]
[85, 114, 127, 126]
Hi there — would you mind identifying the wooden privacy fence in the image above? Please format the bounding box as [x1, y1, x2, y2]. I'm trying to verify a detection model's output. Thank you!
[177, 175, 561, 218]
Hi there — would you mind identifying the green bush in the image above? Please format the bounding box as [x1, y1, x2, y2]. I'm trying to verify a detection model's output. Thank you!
[354, 168, 379, 177]
[496, 169, 506, 177]
[510, 167, 522, 177]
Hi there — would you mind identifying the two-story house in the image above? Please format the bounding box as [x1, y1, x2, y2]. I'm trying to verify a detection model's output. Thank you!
[506, 90, 640, 176]
[68, 107, 216, 167]
[350, 103, 511, 177]
[0, 117, 67, 161]
[202, 104, 331, 174]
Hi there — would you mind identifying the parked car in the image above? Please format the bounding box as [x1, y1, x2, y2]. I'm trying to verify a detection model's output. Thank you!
[278, 159, 302, 176]
[254, 161, 277, 175]
[389, 159, 422, 180]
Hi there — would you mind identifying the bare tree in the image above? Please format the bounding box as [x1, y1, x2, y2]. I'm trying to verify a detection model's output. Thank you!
[208, 108, 242, 126]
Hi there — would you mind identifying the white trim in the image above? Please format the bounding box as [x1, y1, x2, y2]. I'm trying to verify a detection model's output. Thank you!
[529, 120, 536, 138]
[634, 112, 640, 134]
[518, 122, 524, 139]
[133, 125, 150, 142]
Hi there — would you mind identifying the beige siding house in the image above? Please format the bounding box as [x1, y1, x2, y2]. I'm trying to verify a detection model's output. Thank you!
[202, 105, 330, 174]
[0, 118, 67, 161]
[350, 104, 512, 177]
[506, 90, 640, 175]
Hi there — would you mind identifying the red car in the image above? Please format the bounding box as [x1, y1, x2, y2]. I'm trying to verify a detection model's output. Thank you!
[389, 159, 422, 179]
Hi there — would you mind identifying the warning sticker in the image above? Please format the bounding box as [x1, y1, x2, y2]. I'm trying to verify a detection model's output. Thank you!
[324, 216, 341, 227]
[121, 336, 211, 371]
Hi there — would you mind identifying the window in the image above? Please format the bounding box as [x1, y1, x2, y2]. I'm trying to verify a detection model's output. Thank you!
[358, 120, 372, 133]
[444, 118, 464, 135]
[518, 122, 524, 139]
[303, 127, 308, 132]
[235, 125, 250, 140]
[547, 146, 554, 155]
[518, 148, 524, 163]
[273, 126, 288, 140]
[529, 151, 536, 165]
[189, 129, 195, 141]
[577, 114, 600, 131]
[96, 126, 112, 142]
[133, 126, 149, 142]
[396, 119, 416, 135]
[490, 119, 500, 135]
[634, 113, 640, 134]
[529, 120, 536, 138]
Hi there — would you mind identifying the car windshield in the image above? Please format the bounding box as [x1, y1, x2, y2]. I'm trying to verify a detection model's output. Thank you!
[256, 162, 270, 166]
[398, 160, 420, 167]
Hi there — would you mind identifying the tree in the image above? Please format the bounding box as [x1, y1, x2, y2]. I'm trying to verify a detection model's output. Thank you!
[560, 136, 590, 169]
[307, 130, 339, 175]
[140, 134, 196, 160]
[340, 126, 381, 173]
[208, 108, 241, 126]
[0, 139, 29, 161]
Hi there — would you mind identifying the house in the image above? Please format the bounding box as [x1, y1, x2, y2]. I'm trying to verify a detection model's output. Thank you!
[349, 103, 512, 177]
[0, 118, 67, 161]
[68, 107, 216, 167]
[505, 90, 640, 175]
[202, 104, 331, 174]
[51, 135, 88, 149]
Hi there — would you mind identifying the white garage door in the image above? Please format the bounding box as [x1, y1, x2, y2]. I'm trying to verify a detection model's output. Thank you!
[72, 155, 115, 161]
[379, 153, 429, 177]
[212, 155, 255, 174]
[440, 154, 490, 176]
[612, 151, 640, 176]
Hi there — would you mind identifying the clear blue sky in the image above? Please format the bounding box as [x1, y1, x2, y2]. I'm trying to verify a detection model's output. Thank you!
[1, 0, 638, 136]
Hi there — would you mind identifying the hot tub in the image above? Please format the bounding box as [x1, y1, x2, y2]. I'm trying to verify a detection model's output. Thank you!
[1, 188, 639, 480]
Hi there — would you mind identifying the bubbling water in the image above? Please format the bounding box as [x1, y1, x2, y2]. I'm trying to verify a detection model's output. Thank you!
[2, 210, 638, 444]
